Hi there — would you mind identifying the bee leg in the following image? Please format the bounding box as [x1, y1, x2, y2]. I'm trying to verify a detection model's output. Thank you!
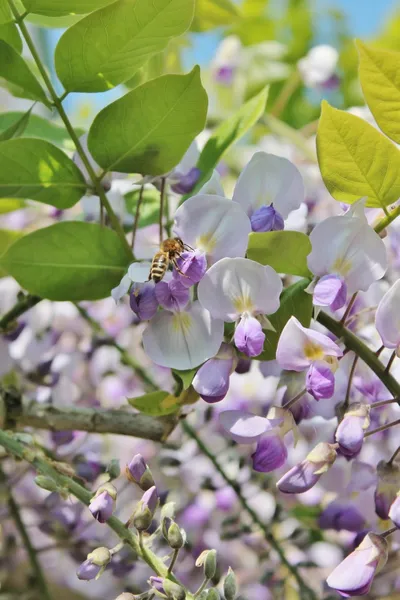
[183, 243, 195, 251]
[172, 259, 189, 278]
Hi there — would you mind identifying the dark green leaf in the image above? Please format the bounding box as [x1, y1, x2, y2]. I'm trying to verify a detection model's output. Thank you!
[258, 279, 313, 361]
[0, 228, 23, 277]
[88, 68, 208, 175]
[0, 222, 132, 301]
[172, 368, 198, 390]
[0, 106, 33, 141]
[0, 40, 49, 106]
[0, 112, 84, 145]
[247, 231, 312, 277]
[0, 138, 87, 208]
[128, 391, 180, 416]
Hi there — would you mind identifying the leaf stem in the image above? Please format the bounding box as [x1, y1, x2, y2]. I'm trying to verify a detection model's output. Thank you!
[388, 445, 400, 466]
[182, 420, 317, 600]
[374, 204, 400, 233]
[7, 0, 131, 256]
[0, 294, 41, 332]
[340, 292, 358, 325]
[282, 388, 306, 410]
[167, 548, 180, 576]
[386, 350, 397, 373]
[343, 354, 359, 413]
[193, 576, 209, 597]
[0, 468, 52, 600]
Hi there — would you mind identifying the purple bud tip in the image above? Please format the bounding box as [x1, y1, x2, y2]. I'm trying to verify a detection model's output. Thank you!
[77, 559, 101, 581]
[141, 485, 158, 515]
[89, 491, 114, 523]
[306, 360, 335, 400]
[250, 205, 284, 233]
[171, 167, 201, 195]
[127, 454, 147, 482]
[215, 65, 235, 86]
[234, 315, 265, 357]
[173, 250, 207, 288]
[150, 576, 165, 594]
[336, 415, 365, 458]
[252, 435, 288, 473]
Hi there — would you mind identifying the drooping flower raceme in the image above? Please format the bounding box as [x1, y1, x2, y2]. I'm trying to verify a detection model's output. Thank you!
[326, 533, 388, 597]
[375, 279, 400, 355]
[308, 202, 387, 310]
[276, 316, 342, 399]
[232, 152, 304, 232]
[198, 257, 282, 357]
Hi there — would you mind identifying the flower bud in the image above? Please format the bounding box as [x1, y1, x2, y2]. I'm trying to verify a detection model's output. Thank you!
[206, 590, 220, 600]
[34, 476, 59, 493]
[77, 546, 111, 581]
[126, 454, 155, 490]
[106, 459, 121, 480]
[133, 486, 159, 531]
[389, 492, 400, 528]
[167, 521, 185, 549]
[196, 549, 217, 579]
[224, 567, 237, 600]
[89, 483, 117, 523]
[336, 403, 370, 458]
[164, 579, 186, 600]
[150, 576, 166, 595]
[277, 442, 337, 494]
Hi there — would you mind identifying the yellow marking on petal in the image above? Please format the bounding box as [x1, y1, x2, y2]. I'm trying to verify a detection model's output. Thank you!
[303, 340, 325, 361]
[233, 293, 254, 314]
[196, 232, 217, 253]
[172, 312, 192, 334]
[257, 192, 273, 208]
[332, 256, 352, 277]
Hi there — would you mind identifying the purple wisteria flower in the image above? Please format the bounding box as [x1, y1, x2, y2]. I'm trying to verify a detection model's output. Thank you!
[375, 279, 400, 354]
[77, 547, 111, 581]
[335, 404, 370, 458]
[173, 249, 207, 288]
[306, 360, 335, 400]
[312, 274, 348, 311]
[389, 493, 400, 528]
[277, 442, 337, 493]
[192, 342, 237, 403]
[89, 484, 117, 523]
[326, 533, 388, 597]
[129, 283, 159, 320]
[252, 435, 288, 473]
[198, 257, 282, 357]
[232, 151, 304, 232]
[169, 140, 201, 195]
[126, 454, 155, 490]
[155, 279, 190, 311]
[318, 502, 366, 532]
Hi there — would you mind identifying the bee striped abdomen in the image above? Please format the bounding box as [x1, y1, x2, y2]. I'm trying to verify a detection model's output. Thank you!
[150, 252, 169, 282]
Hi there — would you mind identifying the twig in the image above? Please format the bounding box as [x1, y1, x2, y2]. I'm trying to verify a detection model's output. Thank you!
[0, 295, 41, 332]
[159, 177, 166, 244]
[388, 445, 400, 466]
[386, 351, 397, 373]
[343, 354, 359, 413]
[282, 388, 306, 410]
[132, 183, 145, 251]
[340, 293, 358, 325]
[364, 418, 400, 438]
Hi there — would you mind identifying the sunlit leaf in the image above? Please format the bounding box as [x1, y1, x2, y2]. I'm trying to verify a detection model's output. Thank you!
[357, 40, 400, 144]
[22, 0, 116, 16]
[0, 106, 33, 141]
[0, 199, 26, 214]
[0, 222, 132, 301]
[258, 279, 313, 361]
[247, 231, 312, 277]
[0, 40, 49, 106]
[0, 112, 84, 146]
[88, 68, 208, 175]
[191, 0, 239, 32]
[0, 0, 12, 24]
[0, 138, 87, 208]
[55, 0, 195, 92]
[128, 391, 180, 416]
[317, 101, 400, 208]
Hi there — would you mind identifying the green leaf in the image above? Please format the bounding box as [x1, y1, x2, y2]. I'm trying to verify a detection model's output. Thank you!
[55, 0, 195, 93]
[0, 229, 23, 277]
[191, 0, 239, 32]
[0, 222, 132, 301]
[172, 368, 198, 390]
[88, 68, 208, 175]
[257, 279, 313, 361]
[194, 86, 268, 193]
[0, 112, 84, 146]
[0, 40, 49, 106]
[357, 40, 400, 144]
[124, 188, 160, 228]
[22, 0, 116, 16]
[0, 106, 33, 141]
[317, 101, 400, 208]
[0, 199, 26, 214]
[0, 22, 22, 53]
[0, 0, 12, 24]
[0, 139, 87, 208]
[128, 391, 180, 416]
[247, 231, 312, 277]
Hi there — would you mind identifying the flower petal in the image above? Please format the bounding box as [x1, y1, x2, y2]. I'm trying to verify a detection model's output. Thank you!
[232, 152, 304, 219]
[375, 279, 400, 350]
[128, 262, 152, 283]
[219, 410, 272, 444]
[142, 301, 224, 369]
[198, 170, 225, 196]
[111, 274, 131, 303]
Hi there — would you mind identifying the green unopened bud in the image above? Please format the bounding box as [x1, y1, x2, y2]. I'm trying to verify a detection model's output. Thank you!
[164, 579, 186, 600]
[106, 459, 121, 480]
[87, 546, 111, 567]
[206, 590, 220, 600]
[223, 568, 237, 600]
[94, 482, 118, 501]
[34, 476, 59, 493]
[114, 594, 137, 600]
[167, 521, 184, 549]
[196, 549, 217, 579]
[133, 506, 153, 532]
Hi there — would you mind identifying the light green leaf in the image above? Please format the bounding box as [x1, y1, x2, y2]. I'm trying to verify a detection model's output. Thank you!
[316, 101, 400, 208]
[128, 391, 180, 416]
[0, 138, 87, 208]
[0, 22, 22, 53]
[55, 0, 195, 93]
[0, 106, 33, 141]
[22, 0, 116, 16]
[357, 40, 400, 144]
[191, 0, 239, 32]
[0, 0, 12, 24]
[88, 68, 208, 175]
[0, 112, 84, 146]
[0, 222, 132, 301]
[26, 13, 82, 27]
[0, 199, 26, 214]
[247, 231, 312, 277]
[193, 86, 268, 193]
[0, 40, 49, 106]
[258, 279, 313, 361]
[0, 229, 23, 277]
[124, 188, 160, 228]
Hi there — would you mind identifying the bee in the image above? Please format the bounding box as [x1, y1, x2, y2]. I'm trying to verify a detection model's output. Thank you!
[149, 237, 193, 283]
